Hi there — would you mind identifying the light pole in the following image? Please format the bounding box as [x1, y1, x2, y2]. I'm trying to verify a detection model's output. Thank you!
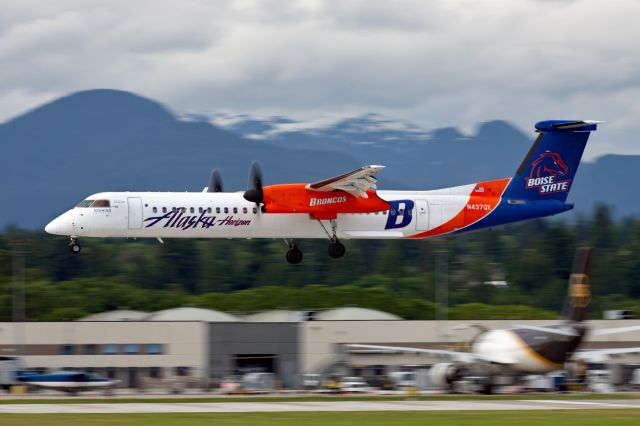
[435, 244, 448, 343]
[2, 240, 27, 356]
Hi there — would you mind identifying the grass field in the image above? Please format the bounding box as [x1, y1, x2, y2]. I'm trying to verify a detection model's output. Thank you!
[1, 411, 640, 426]
[0, 392, 639, 404]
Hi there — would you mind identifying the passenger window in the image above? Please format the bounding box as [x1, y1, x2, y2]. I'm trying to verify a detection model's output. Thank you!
[253, 207, 258, 214]
[233, 207, 238, 214]
[172, 207, 177, 212]
[224, 207, 229, 214]
[207, 207, 212, 213]
[216, 207, 221, 214]
[399, 209, 404, 214]
[391, 209, 396, 215]
[198, 207, 203, 213]
[243, 207, 248, 214]
[162, 207, 167, 213]
[153, 207, 157, 213]
[190, 207, 195, 213]
[181, 207, 186, 213]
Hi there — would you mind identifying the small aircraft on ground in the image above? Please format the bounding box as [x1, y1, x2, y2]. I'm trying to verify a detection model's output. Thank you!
[16, 370, 119, 395]
[347, 248, 640, 393]
[46, 120, 599, 263]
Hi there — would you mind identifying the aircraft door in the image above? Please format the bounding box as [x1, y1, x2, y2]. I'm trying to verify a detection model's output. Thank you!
[127, 197, 143, 229]
[416, 199, 429, 231]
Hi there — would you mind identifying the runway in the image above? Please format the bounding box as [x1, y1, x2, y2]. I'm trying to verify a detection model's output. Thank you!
[1, 399, 640, 413]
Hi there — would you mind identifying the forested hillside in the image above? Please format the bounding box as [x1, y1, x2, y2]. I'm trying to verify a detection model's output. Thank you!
[1, 204, 639, 321]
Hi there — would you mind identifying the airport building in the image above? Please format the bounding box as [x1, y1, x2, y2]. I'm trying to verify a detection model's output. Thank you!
[2, 307, 640, 389]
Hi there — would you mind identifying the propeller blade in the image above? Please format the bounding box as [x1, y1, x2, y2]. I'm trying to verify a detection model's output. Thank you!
[243, 161, 264, 204]
[248, 161, 263, 191]
[208, 168, 224, 193]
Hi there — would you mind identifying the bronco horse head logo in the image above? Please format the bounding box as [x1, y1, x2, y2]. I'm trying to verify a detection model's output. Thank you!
[529, 151, 569, 179]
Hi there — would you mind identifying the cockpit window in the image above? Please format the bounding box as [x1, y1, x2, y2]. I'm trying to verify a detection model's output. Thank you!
[76, 200, 94, 207]
[76, 199, 110, 208]
[92, 200, 110, 207]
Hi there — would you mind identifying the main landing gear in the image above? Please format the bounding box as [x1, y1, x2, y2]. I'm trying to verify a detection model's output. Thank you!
[318, 219, 346, 259]
[285, 239, 303, 264]
[328, 240, 346, 258]
[318, 219, 347, 259]
[284, 220, 346, 264]
[69, 237, 81, 254]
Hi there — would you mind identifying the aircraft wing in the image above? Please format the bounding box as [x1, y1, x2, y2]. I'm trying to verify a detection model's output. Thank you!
[345, 343, 491, 364]
[574, 347, 640, 363]
[589, 324, 640, 336]
[515, 325, 579, 337]
[305, 165, 385, 198]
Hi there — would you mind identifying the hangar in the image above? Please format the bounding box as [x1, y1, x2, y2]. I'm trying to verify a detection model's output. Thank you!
[1, 307, 640, 389]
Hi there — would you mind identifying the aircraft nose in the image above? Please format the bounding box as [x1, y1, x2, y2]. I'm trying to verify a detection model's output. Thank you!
[45, 216, 70, 235]
[45, 218, 60, 235]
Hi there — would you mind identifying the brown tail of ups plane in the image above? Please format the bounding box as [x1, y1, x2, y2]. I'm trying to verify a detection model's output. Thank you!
[562, 247, 593, 323]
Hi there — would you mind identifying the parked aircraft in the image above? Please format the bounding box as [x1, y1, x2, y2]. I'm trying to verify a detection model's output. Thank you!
[347, 248, 640, 392]
[46, 120, 599, 263]
[17, 370, 118, 395]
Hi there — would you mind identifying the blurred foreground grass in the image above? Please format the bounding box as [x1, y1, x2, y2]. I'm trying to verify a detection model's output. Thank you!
[2, 411, 640, 426]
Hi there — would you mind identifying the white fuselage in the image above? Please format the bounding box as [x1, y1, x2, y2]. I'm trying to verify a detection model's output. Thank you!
[45, 186, 477, 240]
[472, 329, 562, 374]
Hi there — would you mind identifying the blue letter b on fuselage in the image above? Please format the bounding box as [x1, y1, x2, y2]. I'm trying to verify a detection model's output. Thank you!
[385, 200, 414, 229]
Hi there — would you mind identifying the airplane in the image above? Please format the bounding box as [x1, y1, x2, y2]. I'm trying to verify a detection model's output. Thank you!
[46, 119, 599, 263]
[16, 370, 119, 395]
[346, 248, 640, 393]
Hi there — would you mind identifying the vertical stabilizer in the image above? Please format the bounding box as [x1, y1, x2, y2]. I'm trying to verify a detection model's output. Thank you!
[503, 120, 600, 202]
[562, 247, 593, 323]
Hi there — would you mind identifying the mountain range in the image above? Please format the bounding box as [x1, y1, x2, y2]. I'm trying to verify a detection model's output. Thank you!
[0, 89, 636, 228]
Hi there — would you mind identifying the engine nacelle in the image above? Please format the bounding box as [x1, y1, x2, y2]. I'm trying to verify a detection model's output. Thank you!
[428, 363, 462, 388]
[262, 184, 390, 219]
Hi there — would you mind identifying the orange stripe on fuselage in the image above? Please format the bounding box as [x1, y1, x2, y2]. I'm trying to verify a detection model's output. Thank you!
[409, 178, 511, 239]
[263, 184, 390, 220]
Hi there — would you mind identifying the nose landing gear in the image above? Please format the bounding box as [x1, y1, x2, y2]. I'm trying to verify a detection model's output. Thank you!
[69, 237, 81, 254]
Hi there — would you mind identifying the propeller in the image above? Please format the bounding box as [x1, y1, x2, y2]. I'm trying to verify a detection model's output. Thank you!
[243, 161, 264, 204]
[208, 168, 224, 193]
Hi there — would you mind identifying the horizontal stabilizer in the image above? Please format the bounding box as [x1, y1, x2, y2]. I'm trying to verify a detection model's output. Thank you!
[535, 120, 603, 132]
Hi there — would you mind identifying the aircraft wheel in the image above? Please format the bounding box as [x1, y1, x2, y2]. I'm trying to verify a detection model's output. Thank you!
[286, 248, 303, 264]
[328, 241, 346, 258]
[481, 380, 494, 395]
[69, 242, 81, 254]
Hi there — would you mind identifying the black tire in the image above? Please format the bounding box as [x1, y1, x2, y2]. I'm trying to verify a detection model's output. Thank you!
[286, 248, 303, 264]
[328, 241, 346, 258]
[481, 382, 494, 395]
[69, 243, 81, 254]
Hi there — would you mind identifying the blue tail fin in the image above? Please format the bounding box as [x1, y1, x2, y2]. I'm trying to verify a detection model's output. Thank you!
[503, 120, 600, 202]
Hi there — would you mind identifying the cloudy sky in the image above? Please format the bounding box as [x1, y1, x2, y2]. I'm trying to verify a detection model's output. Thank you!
[1, 0, 639, 159]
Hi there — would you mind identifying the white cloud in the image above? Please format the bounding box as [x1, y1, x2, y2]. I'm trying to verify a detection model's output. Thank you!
[0, 0, 639, 159]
